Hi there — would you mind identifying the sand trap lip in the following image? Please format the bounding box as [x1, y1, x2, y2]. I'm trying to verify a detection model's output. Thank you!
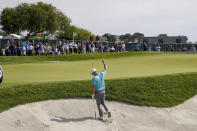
[0, 96, 197, 131]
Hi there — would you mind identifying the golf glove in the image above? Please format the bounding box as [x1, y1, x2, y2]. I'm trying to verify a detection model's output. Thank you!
[92, 94, 95, 99]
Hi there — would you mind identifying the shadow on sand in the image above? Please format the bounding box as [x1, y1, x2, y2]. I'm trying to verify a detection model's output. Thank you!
[51, 116, 97, 123]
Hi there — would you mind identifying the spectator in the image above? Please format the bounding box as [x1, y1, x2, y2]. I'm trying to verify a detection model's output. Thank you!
[0, 48, 3, 56]
[86, 42, 90, 53]
[69, 42, 73, 54]
[104, 43, 109, 52]
[21, 44, 26, 56]
[148, 45, 152, 52]
[183, 46, 187, 52]
[27, 43, 34, 56]
[77, 43, 82, 54]
[52, 44, 58, 55]
[115, 43, 119, 52]
[119, 44, 123, 52]
[73, 42, 78, 54]
[46, 44, 51, 55]
[39, 43, 45, 55]
[90, 42, 95, 53]
[9, 43, 15, 56]
[143, 43, 147, 51]
[134, 44, 140, 51]
[98, 43, 103, 53]
[65, 43, 69, 54]
[191, 45, 196, 52]
[82, 42, 86, 54]
[16, 44, 21, 56]
[157, 45, 161, 52]
[13, 44, 18, 56]
[110, 46, 115, 52]
[35, 44, 40, 56]
[5, 43, 10, 56]
[167, 45, 171, 52]
[122, 43, 126, 52]
[59, 43, 64, 55]
[170, 45, 174, 52]
[178, 45, 182, 52]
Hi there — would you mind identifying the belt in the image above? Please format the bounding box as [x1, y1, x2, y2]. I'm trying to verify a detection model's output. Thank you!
[95, 90, 105, 92]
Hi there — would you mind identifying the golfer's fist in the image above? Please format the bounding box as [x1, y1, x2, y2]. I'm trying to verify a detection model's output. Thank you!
[102, 59, 105, 64]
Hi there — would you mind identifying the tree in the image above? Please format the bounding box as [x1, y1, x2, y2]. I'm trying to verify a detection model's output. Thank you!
[133, 32, 144, 38]
[0, 2, 71, 39]
[0, 8, 20, 34]
[119, 33, 133, 42]
[102, 33, 117, 42]
[158, 34, 167, 37]
[58, 25, 95, 41]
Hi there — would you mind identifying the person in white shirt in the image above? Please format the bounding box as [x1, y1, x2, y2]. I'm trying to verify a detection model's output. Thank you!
[122, 43, 126, 52]
[27, 43, 34, 56]
[157, 45, 161, 52]
[65, 43, 69, 54]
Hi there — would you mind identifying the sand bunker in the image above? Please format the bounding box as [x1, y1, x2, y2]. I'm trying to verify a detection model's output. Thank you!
[0, 96, 197, 131]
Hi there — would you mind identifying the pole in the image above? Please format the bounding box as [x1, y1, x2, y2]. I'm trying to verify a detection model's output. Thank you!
[73, 32, 74, 45]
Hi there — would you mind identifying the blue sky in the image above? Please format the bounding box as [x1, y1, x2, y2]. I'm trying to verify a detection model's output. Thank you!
[0, 0, 196, 42]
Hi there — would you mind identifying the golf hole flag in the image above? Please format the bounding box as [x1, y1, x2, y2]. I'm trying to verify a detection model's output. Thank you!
[73, 32, 77, 37]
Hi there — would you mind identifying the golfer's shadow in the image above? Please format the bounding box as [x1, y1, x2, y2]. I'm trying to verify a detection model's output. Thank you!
[51, 116, 96, 123]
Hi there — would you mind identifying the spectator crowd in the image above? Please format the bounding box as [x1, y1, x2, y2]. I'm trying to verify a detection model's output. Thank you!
[134, 43, 197, 52]
[0, 41, 197, 56]
[0, 41, 126, 56]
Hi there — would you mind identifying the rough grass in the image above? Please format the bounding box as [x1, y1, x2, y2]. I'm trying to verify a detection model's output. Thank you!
[0, 72, 197, 113]
[0, 51, 196, 65]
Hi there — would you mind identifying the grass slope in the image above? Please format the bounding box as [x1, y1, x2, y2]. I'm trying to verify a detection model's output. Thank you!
[0, 72, 197, 113]
[0, 52, 196, 65]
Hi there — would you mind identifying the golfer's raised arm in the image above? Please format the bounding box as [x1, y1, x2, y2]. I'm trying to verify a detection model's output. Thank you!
[102, 59, 107, 71]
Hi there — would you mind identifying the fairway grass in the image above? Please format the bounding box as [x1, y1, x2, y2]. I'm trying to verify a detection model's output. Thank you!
[2, 53, 197, 87]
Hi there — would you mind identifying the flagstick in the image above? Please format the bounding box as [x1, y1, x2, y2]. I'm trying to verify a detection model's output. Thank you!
[73, 32, 74, 44]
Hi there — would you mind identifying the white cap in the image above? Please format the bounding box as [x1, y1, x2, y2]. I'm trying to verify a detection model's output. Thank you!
[90, 68, 97, 74]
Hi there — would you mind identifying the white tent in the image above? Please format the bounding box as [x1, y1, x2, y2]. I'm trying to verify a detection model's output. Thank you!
[3, 34, 24, 39]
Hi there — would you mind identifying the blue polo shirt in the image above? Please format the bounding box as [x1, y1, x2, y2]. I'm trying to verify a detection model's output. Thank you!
[92, 70, 106, 92]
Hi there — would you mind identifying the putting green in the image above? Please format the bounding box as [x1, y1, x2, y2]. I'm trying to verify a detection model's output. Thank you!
[2, 54, 197, 87]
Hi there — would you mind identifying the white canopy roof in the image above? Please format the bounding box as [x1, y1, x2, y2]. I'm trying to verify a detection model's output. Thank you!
[3, 34, 23, 39]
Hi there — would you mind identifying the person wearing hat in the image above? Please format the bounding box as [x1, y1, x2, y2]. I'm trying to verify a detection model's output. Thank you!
[91, 59, 111, 120]
[0, 65, 4, 84]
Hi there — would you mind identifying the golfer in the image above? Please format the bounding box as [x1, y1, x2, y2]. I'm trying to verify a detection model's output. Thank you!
[91, 59, 111, 120]
[0, 65, 3, 84]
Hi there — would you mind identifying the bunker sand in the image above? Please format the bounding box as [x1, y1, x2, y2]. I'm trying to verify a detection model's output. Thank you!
[0, 96, 197, 131]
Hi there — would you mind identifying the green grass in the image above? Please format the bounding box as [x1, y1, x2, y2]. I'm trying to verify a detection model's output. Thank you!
[0, 72, 197, 113]
[1, 52, 197, 113]
[2, 53, 197, 87]
[0, 51, 196, 65]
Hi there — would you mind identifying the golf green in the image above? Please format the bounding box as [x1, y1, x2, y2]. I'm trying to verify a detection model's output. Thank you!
[2, 54, 197, 87]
